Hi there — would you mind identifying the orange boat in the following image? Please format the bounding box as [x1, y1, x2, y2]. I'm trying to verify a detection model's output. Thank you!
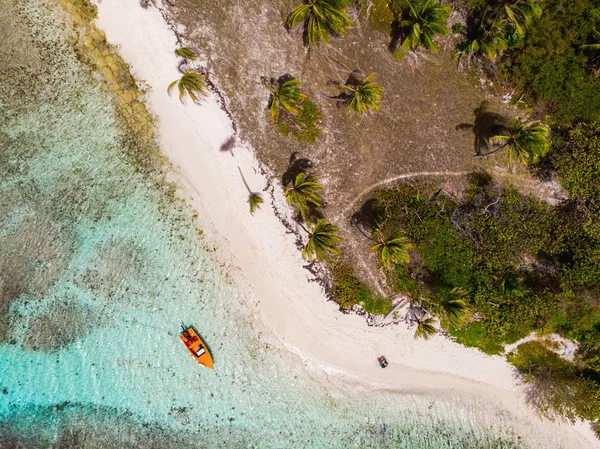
[180, 326, 214, 369]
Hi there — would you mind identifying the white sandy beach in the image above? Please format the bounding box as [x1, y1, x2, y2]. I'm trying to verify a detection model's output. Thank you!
[93, 1, 598, 447]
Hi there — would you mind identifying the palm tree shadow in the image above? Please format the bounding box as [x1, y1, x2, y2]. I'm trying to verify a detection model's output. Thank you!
[388, 18, 403, 53]
[351, 198, 377, 232]
[456, 102, 508, 155]
[322, 70, 362, 107]
[282, 152, 313, 186]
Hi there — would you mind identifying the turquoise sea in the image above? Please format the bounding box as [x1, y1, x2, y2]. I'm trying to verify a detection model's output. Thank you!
[0, 1, 566, 448]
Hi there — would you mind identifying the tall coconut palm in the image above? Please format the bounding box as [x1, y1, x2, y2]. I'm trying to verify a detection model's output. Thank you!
[167, 69, 208, 104]
[414, 316, 437, 340]
[284, 172, 324, 219]
[238, 166, 264, 215]
[425, 287, 471, 329]
[287, 0, 353, 48]
[370, 233, 413, 268]
[340, 73, 384, 114]
[265, 78, 308, 122]
[484, 119, 550, 169]
[400, 0, 451, 53]
[302, 219, 342, 261]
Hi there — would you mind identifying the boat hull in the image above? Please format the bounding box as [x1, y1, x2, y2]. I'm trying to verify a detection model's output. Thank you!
[180, 327, 214, 369]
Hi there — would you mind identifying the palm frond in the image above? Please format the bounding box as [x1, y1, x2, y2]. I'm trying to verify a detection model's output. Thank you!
[284, 172, 324, 219]
[302, 219, 342, 262]
[414, 316, 437, 340]
[174, 47, 196, 61]
[341, 73, 384, 115]
[248, 193, 264, 214]
[167, 69, 208, 104]
[265, 77, 307, 122]
[370, 234, 413, 268]
[287, 0, 352, 48]
[488, 119, 549, 169]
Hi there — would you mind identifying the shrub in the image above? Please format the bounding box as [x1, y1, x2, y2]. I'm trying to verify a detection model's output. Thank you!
[331, 262, 392, 314]
[276, 99, 322, 143]
[508, 341, 600, 422]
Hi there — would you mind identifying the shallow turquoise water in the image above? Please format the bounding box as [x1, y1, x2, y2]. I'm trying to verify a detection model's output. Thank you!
[0, 1, 550, 448]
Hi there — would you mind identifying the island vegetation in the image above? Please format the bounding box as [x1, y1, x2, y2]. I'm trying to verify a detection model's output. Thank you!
[166, 0, 599, 436]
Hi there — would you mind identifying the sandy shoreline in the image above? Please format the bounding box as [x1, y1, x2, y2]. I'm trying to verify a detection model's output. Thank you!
[93, 0, 598, 447]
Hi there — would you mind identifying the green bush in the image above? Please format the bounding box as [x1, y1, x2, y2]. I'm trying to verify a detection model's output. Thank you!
[276, 99, 321, 143]
[508, 341, 600, 422]
[331, 262, 392, 314]
[461, 0, 600, 123]
[371, 177, 600, 352]
[449, 322, 504, 355]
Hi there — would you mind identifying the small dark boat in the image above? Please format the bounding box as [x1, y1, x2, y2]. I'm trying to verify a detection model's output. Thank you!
[378, 356, 388, 368]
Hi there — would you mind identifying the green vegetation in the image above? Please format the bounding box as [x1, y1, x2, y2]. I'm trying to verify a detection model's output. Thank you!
[370, 233, 412, 268]
[340, 72, 384, 114]
[167, 69, 208, 104]
[480, 119, 550, 169]
[248, 193, 263, 214]
[331, 263, 392, 314]
[414, 316, 437, 340]
[551, 122, 600, 238]
[174, 47, 196, 61]
[371, 175, 600, 349]
[461, 0, 600, 123]
[370, 173, 600, 424]
[508, 341, 600, 423]
[264, 78, 307, 122]
[284, 172, 324, 220]
[276, 98, 322, 143]
[301, 219, 342, 262]
[424, 287, 471, 329]
[287, 0, 352, 48]
[458, 12, 507, 63]
[265, 77, 321, 142]
[390, 0, 450, 55]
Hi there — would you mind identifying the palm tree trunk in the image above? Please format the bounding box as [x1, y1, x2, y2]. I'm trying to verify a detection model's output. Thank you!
[350, 216, 377, 242]
[473, 142, 510, 158]
[320, 93, 349, 102]
[297, 221, 310, 235]
[237, 166, 252, 194]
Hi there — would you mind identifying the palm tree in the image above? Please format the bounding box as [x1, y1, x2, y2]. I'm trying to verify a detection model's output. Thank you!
[481, 119, 550, 169]
[238, 167, 264, 215]
[174, 47, 196, 61]
[581, 29, 600, 76]
[425, 287, 471, 329]
[287, 0, 353, 49]
[460, 10, 508, 63]
[265, 78, 308, 122]
[284, 172, 324, 219]
[248, 193, 264, 214]
[340, 73, 384, 114]
[370, 233, 413, 268]
[301, 219, 342, 261]
[500, 0, 542, 37]
[414, 316, 437, 339]
[399, 0, 451, 53]
[168, 69, 208, 104]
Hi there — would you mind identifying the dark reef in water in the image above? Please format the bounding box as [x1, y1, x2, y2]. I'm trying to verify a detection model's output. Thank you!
[0, 216, 68, 341]
[23, 301, 97, 352]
